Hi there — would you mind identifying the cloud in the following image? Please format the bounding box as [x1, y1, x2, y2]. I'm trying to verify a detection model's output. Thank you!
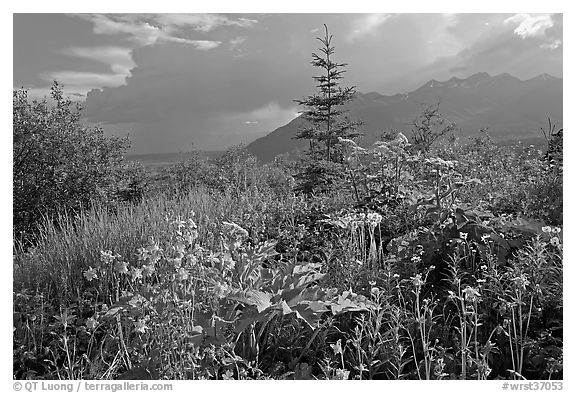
[412, 13, 562, 85]
[154, 14, 257, 33]
[347, 14, 394, 43]
[39, 46, 138, 96]
[504, 13, 554, 39]
[229, 36, 246, 51]
[449, 65, 468, 73]
[540, 40, 562, 50]
[73, 14, 225, 48]
[40, 71, 128, 90]
[60, 46, 135, 75]
[75, 14, 164, 46]
[245, 102, 297, 120]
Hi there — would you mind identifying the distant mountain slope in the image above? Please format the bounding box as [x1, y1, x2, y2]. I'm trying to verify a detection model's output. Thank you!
[246, 72, 562, 162]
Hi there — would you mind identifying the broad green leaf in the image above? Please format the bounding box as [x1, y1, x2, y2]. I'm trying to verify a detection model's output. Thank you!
[227, 289, 273, 313]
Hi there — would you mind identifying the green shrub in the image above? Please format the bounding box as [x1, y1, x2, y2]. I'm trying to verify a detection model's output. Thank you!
[13, 82, 130, 245]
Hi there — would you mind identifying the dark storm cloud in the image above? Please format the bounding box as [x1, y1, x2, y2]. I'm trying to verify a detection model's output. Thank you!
[82, 14, 467, 151]
[81, 14, 333, 151]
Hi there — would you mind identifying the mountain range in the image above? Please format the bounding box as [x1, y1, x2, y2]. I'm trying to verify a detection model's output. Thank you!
[246, 72, 562, 162]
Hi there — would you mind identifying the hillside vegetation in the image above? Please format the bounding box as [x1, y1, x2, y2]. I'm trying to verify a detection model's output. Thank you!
[13, 27, 562, 381]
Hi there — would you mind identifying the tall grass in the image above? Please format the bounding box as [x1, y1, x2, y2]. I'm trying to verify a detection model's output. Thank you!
[13, 186, 308, 302]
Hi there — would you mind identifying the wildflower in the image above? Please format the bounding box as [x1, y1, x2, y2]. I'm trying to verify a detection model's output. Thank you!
[411, 274, 424, 288]
[129, 267, 143, 281]
[167, 256, 182, 269]
[550, 237, 560, 246]
[83, 266, 98, 281]
[552, 227, 561, 234]
[368, 280, 376, 286]
[186, 217, 198, 229]
[147, 252, 162, 265]
[374, 143, 392, 155]
[434, 358, 446, 378]
[338, 137, 357, 147]
[367, 213, 382, 227]
[136, 247, 148, 261]
[213, 282, 229, 298]
[86, 317, 98, 330]
[222, 221, 249, 237]
[146, 243, 161, 254]
[174, 243, 186, 254]
[462, 286, 481, 303]
[512, 274, 530, 290]
[395, 132, 409, 145]
[371, 287, 381, 297]
[220, 254, 235, 270]
[334, 369, 350, 380]
[459, 232, 468, 240]
[330, 339, 343, 356]
[185, 230, 199, 244]
[133, 319, 149, 334]
[128, 294, 146, 308]
[113, 260, 129, 275]
[142, 264, 155, 277]
[100, 250, 116, 265]
[542, 226, 552, 233]
[187, 254, 198, 266]
[177, 267, 189, 281]
[367, 212, 382, 223]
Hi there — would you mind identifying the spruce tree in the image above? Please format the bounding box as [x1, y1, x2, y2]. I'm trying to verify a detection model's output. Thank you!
[294, 24, 362, 193]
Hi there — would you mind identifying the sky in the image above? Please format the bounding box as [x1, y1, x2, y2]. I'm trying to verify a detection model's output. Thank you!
[13, 13, 563, 154]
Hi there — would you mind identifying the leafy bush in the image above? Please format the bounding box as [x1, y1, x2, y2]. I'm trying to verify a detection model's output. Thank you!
[13, 82, 130, 245]
[162, 150, 220, 194]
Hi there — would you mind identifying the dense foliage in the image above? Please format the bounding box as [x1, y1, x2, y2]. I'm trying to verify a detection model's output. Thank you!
[13, 82, 137, 245]
[13, 124, 562, 380]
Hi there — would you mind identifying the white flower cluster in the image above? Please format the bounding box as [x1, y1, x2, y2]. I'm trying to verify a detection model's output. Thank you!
[424, 157, 457, 170]
[542, 226, 562, 248]
[222, 221, 249, 237]
[338, 211, 383, 228]
[373, 133, 410, 155]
